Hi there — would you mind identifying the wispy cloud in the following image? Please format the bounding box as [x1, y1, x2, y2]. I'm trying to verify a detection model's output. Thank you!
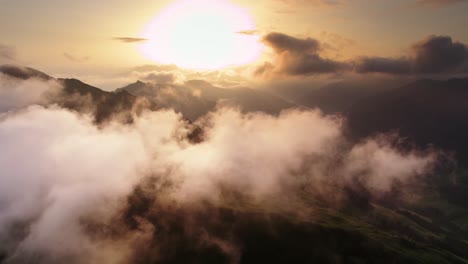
[113, 37, 148, 43]
[236, 30, 260, 35]
[63, 52, 89, 63]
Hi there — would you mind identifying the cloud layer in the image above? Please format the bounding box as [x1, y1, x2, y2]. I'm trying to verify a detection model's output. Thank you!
[0, 76, 438, 263]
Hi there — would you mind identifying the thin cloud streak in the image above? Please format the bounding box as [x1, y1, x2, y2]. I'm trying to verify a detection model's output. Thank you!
[113, 37, 148, 43]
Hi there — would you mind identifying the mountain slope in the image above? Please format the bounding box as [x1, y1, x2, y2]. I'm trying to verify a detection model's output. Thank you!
[347, 78, 468, 162]
[266, 78, 404, 114]
[2, 65, 468, 263]
[116, 178, 468, 264]
[1, 65, 140, 123]
[58, 78, 140, 123]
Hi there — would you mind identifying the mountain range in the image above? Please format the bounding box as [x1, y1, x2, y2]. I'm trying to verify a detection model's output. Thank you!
[2, 63, 468, 162]
[2, 64, 468, 263]
[115, 79, 294, 120]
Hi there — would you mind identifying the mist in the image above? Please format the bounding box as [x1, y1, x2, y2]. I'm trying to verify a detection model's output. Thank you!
[0, 73, 61, 112]
[0, 77, 438, 264]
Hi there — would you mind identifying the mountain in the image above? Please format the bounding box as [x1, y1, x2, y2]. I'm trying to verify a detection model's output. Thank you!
[347, 78, 468, 162]
[3, 65, 468, 263]
[265, 76, 468, 163]
[1, 65, 140, 123]
[121, 175, 468, 264]
[116, 80, 294, 120]
[114, 77, 468, 263]
[266, 78, 406, 114]
[58, 78, 139, 123]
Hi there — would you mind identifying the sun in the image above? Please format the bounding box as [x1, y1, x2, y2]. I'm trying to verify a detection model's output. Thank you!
[139, 0, 263, 70]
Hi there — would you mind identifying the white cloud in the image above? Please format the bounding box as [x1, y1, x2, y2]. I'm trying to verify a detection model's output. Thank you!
[0, 77, 438, 263]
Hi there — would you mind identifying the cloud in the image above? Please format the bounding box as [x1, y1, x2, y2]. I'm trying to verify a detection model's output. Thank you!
[258, 32, 348, 77]
[126, 64, 248, 87]
[342, 137, 435, 194]
[411, 35, 468, 73]
[257, 33, 468, 77]
[0, 76, 439, 263]
[236, 30, 260, 35]
[277, 0, 346, 7]
[0, 73, 61, 112]
[0, 64, 51, 80]
[113, 37, 148, 43]
[354, 57, 412, 75]
[0, 105, 156, 264]
[63, 53, 90, 63]
[416, 0, 467, 7]
[264, 32, 321, 54]
[142, 72, 176, 83]
[353, 35, 468, 75]
[0, 44, 16, 62]
[319, 31, 357, 59]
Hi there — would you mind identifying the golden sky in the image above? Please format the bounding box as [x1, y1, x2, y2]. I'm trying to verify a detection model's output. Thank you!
[1, 0, 468, 88]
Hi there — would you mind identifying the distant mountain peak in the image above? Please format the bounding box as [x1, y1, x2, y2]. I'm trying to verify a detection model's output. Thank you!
[58, 78, 87, 84]
[114, 80, 150, 94]
[185, 79, 213, 88]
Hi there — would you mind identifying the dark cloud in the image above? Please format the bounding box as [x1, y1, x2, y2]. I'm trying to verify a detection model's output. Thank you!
[416, 0, 467, 7]
[258, 33, 468, 77]
[353, 35, 468, 75]
[411, 35, 468, 73]
[259, 33, 468, 77]
[264, 32, 321, 54]
[354, 57, 412, 75]
[259, 32, 348, 77]
[0, 44, 16, 61]
[0, 64, 52, 80]
[281, 53, 348, 75]
[113, 37, 148, 43]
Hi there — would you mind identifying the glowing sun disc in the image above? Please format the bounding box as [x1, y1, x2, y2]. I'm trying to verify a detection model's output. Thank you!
[139, 0, 263, 70]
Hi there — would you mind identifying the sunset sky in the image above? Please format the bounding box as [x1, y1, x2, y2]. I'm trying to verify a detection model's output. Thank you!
[2, 1, 468, 263]
[1, 0, 468, 88]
